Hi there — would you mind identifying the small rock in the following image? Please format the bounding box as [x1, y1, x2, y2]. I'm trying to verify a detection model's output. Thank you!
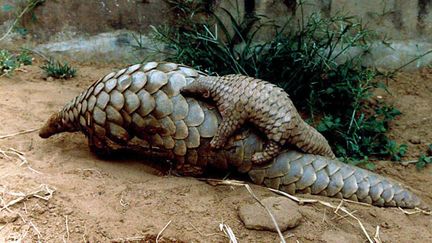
[238, 196, 302, 232]
[380, 222, 390, 229]
[32, 204, 47, 215]
[75, 226, 83, 233]
[321, 230, 362, 243]
[0, 211, 19, 224]
[409, 136, 421, 144]
[64, 207, 74, 215]
[47, 76, 54, 82]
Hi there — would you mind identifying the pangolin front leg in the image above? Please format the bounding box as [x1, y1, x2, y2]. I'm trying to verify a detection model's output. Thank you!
[209, 108, 244, 149]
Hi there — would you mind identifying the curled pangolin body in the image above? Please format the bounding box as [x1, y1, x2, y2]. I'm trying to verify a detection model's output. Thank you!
[39, 62, 422, 208]
[180, 74, 335, 164]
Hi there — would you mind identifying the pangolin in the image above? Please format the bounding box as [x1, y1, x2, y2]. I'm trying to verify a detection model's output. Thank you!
[39, 62, 423, 208]
[180, 74, 335, 164]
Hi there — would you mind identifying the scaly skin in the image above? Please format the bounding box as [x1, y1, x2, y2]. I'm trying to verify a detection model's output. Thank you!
[39, 62, 422, 208]
[180, 74, 335, 164]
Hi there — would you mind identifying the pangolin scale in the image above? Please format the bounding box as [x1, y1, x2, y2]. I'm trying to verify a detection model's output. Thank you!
[180, 74, 336, 164]
[39, 62, 422, 208]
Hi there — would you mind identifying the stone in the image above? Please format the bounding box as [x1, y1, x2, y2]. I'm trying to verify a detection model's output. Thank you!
[0, 211, 19, 223]
[238, 196, 302, 232]
[409, 136, 421, 144]
[321, 230, 362, 243]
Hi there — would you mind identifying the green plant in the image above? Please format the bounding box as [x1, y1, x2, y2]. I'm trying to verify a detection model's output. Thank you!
[383, 140, 408, 161]
[41, 59, 77, 79]
[416, 155, 432, 170]
[0, 50, 18, 75]
[17, 49, 33, 65]
[415, 144, 432, 170]
[0, 49, 33, 75]
[149, 0, 408, 164]
[0, 0, 45, 41]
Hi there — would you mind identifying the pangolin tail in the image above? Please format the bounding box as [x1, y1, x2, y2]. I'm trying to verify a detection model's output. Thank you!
[294, 120, 336, 159]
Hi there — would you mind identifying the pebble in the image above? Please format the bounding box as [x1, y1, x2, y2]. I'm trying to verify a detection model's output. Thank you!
[409, 136, 421, 144]
[381, 222, 390, 229]
[33, 205, 47, 215]
[64, 207, 74, 215]
[0, 211, 19, 223]
[321, 230, 362, 242]
[238, 196, 302, 232]
[75, 226, 83, 233]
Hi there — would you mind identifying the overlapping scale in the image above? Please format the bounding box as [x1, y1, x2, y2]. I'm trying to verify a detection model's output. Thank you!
[145, 70, 168, 94]
[184, 98, 204, 127]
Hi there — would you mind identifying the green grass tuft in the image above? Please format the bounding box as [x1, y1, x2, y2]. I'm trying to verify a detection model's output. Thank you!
[41, 59, 77, 79]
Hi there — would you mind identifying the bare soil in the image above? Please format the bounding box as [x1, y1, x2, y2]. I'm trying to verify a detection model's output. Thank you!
[0, 60, 431, 242]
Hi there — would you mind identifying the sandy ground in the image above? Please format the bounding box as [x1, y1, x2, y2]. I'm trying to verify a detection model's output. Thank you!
[0, 61, 431, 242]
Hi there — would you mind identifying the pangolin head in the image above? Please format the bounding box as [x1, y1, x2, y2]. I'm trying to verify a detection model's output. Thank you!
[39, 112, 64, 138]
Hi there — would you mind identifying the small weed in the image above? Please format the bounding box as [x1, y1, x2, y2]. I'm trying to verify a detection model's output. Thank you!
[17, 49, 33, 65]
[0, 49, 33, 76]
[416, 154, 432, 170]
[41, 59, 76, 79]
[149, 0, 408, 164]
[0, 50, 19, 75]
[383, 140, 407, 161]
[416, 144, 432, 170]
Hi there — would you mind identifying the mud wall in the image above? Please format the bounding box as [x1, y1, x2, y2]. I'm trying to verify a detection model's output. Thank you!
[0, 0, 431, 67]
[0, 0, 169, 42]
[255, 0, 432, 41]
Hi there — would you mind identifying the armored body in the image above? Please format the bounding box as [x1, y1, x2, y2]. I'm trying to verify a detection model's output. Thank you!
[39, 62, 422, 208]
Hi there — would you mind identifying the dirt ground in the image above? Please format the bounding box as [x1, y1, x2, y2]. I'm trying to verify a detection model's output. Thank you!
[0, 60, 431, 242]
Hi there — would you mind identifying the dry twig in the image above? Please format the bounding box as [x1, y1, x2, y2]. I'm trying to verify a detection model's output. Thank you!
[64, 215, 70, 242]
[189, 222, 224, 237]
[374, 226, 382, 243]
[205, 179, 286, 243]
[1, 184, 55, 212]
[111, 236, 149, 242]
[156, 220, 172, 243]
[0, 128, 39, 139]
[269, 188, 374, 243]
[219, 222, 237, 243]
[29, 220, 42, 240]
[0, 147, 42, 174]
[398, 207, 431, 215]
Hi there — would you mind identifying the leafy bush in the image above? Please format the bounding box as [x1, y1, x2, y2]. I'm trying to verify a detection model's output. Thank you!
[149, 1, 407, 165]
[41, 59, 77, 79]
[0, 49, 33, 76]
